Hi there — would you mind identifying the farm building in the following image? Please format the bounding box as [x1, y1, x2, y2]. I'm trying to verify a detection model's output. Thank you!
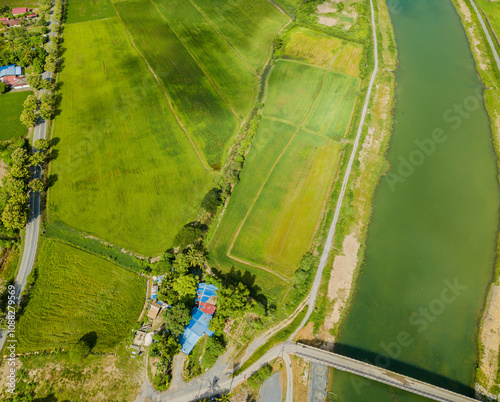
[0, 19, 21, 27]
[0, 65, 22, 78]
[2, 75, 29, 89]
[147, 302, 161, 320]
[12, 7, 31, 15]
[180, 283, 218, 355]
[0, 17, 8, 21]
[180, 307, 215, 355]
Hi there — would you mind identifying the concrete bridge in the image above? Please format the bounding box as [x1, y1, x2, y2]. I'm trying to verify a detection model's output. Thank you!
[288, 342, 477, 402]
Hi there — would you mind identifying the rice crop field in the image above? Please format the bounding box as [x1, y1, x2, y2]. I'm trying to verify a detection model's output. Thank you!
[151, 0, 256, 116]
[230, 130, 340, 277]
[304, 72, 360, 139]
[263, 61, 325, 125]
[17, 240, 145, 353]
[274, 0, 303, 14]
[0, 91, 32, 140]
[65, 0, 116, 24]
[115, 0, 240, 168]
[283, 27, 342, 68]
[48, 17, 215, 256]
[188, 0, 290, 71]
[331, 43, 363, 76]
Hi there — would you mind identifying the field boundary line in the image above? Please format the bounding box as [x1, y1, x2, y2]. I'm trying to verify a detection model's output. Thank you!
[227, 127, 299, 262]
[112, 3, 212, 172]
[263, 116, 336, 143]
[148, 0, 240, 119]
[65, 16, 115, 26]
[227, 254, 291, 282]
[265, 0, 291, 17]
[184, 0, 258, 76]
[280, 58, 328, 71]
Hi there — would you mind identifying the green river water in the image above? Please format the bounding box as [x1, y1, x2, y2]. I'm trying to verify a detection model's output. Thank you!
[329, 0, 500, 400]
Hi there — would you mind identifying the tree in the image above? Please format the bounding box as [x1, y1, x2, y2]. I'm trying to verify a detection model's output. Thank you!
[0, 82, 7, 94]
[12, 147, 29, 165]
[186, 247, 205, 268]
[44, 55, 57, 73]
[201, 188, 222, 214]
[39, 93, 55, 120]
[30, 151, 45, 166]
[172, 253, 189, 275]
[4, 175, 26, 195]
[164, 305, 191, 337]
[32, 58, 44, 74]
[69, 340, 90, 363]
[172, 274, 198, 300]
[2, 200, 28, 230]
[26, 74, 42, 90]
[23, 95, 38, 110]
[34, 139, 49, 151]
[29, 178, 44, 193]
[20, 109, 37, 128]
[173, 225, 202, 249]
[10, 163, 30, 180]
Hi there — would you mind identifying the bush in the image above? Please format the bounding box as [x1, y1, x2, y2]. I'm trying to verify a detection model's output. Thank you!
[69, 340, 90, 363]
[202, 335, 225, 369]
[0, 82, 7, 94]
[201, 188, 222, 214]
[247, 364, 273, 390]
[173, 225, 202, 249]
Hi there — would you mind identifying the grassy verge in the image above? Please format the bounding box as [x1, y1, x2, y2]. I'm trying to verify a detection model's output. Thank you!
[0, 91, 32, 140]
[234, 306, 306, 375]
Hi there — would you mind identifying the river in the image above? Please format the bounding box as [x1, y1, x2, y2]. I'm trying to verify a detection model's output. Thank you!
[328, 0, 500, 400]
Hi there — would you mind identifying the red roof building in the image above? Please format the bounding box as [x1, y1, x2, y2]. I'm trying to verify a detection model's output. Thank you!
[12, 7, 30, 15]
[2, 75, 29, 89]
[0, 17, 8, 21]
[26, 13, 37, 18]
[198, 301, 216, 316]
[2, 19, 21, 27]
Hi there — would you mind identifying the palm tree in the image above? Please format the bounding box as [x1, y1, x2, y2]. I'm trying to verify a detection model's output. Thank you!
[186, 247, 206, 268]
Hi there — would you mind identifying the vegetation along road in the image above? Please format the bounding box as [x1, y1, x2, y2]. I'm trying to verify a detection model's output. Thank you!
[0, 3, 56, 351]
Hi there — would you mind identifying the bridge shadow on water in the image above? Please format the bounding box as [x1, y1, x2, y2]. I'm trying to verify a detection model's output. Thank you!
[327, 343, 476, 398]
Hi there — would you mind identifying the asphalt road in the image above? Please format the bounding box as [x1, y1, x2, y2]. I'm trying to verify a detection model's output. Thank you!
[469, 0, 500, 72]
[0, 7, 55, 352]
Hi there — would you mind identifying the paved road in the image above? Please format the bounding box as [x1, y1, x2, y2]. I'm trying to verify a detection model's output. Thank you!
[292, 343, 477, 402]
[258, 372, 281, 402]
[0, 6, 56, 352]
[469, 0, 500, 72]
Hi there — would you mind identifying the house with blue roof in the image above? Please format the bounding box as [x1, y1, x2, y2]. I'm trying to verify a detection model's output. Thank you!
[0, 65, 22, 78]
[180, 283, 218, 355]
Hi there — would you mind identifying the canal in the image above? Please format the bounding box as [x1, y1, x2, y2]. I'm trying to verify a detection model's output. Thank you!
[329, 0, 500, 400]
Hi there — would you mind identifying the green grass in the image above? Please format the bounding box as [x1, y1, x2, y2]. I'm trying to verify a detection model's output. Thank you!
[264, 61, 326, 125]
[49, 17, 215, 256]
[152, 0, 256, 116]
[188, 0, 290, 71]
[476, 0, 500, 42]
[17, 240, 145, 353]
[274, 0, 303, 13]
[65, 0, 117, 24]
[0, 0, 38, 7]
[231, 130, 340, 278]
[115, 0, 239, 168]
[234, 306, 306, 375]
[305, 72, 360, 139]
[0, 91, 32, 140]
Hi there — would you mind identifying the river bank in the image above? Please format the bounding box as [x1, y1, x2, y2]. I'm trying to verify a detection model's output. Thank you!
[450, 0, 500, 399]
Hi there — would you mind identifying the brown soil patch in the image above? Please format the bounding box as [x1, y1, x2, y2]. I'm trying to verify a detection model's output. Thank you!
[322, 233, 360, 340]
[456, 0, 488, 70]
[317, 1, 336, 14]
[295, 321, 315, 343]
[478, 285, 500, 391]
[291, 355, 309, 401]
[0, 161, 8, 187]
[318, 16, 338, 27]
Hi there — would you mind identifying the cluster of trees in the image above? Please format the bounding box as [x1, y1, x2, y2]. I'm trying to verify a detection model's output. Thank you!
[0, 139, 49, 231]
[20, 94, 38, 128]
[149, 332, 181, 391]
[247, 364, 273, 390]
[53, 0, 65, 23]
[0, 22, 48, 69]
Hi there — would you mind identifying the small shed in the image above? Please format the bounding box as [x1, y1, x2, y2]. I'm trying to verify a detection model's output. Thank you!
[147, 302, 161, 320]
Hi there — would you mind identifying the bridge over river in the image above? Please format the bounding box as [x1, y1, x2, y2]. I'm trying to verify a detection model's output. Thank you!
[288, 342, 477, 402]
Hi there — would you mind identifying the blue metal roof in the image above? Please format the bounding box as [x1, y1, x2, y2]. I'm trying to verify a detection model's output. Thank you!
[0, 65, 22, 78]
[180, 307, 215, 355]
[195, 283, 218, 304]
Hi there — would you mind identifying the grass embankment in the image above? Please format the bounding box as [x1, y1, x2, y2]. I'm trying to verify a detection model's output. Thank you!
[450, 0, 500, 396]
[304, 0, 398, 336]
[0, 91, 32, 140]
[17, 240, 145, 353]
[234, 306, 306, 375]
[48, 16, 215, 256]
